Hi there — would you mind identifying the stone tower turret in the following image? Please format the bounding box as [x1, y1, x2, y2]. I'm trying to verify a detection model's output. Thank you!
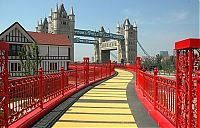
[48, 8, 53, 33]
[36, 18, 43, 32]
[43, 17, 48, 33]
[124, 17, 130, 62]
[68, 7, 75, 61]
[52, 4, 59, 34]
[116, 22, 121, 34]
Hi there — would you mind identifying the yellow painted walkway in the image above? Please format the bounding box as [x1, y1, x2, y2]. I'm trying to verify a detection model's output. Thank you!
[53, 69, 137, 128]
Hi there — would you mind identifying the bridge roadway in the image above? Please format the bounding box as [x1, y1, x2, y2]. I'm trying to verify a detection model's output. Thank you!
[32, 69, 158, 128]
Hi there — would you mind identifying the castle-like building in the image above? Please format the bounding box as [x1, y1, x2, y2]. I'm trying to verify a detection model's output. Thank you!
[36, 3, 75, 61]
[35, 3, 137, 64]
[117, 18, 137, 64]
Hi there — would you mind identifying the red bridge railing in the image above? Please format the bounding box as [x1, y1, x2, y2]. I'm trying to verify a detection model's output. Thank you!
[135, 38, 200, 128]
[137, 68, 176, 125]
[0, 56, 115, 128]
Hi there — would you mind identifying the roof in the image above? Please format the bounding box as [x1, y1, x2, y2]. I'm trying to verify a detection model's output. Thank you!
[28, 32, 71, 46]
[175, 38, 200, 50]
[0, 22, 36, 43]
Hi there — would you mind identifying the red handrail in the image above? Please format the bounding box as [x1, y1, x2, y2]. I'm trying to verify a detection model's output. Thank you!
[0, 60, 115, 128]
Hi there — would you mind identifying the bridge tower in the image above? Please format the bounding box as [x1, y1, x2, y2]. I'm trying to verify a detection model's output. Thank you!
[124, 17, 137, 64]
[119, 18, 137, 64]
[94, 17, 137, 64]
[115, 17, 137, 64]
[97, 26, 108, 63]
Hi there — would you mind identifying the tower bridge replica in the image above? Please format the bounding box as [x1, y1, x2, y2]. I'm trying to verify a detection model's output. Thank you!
[36, 3, 137, 64]
[1, 2, 200, 128]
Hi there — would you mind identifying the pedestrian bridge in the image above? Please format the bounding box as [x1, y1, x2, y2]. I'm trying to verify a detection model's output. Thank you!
[52, 69, 138, 128]
[0, 38, 200, 128]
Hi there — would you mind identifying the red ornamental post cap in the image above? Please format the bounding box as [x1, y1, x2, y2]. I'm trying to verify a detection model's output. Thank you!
[38, 67, 42, 72]
[154, 67, 158, 73]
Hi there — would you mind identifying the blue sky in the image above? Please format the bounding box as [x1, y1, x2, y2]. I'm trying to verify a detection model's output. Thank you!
[0, 0, 199, 61]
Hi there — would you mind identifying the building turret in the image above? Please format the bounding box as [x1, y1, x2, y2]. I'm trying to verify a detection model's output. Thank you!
[99, 26, 105, 32]
[36, 21, 39, 32]
[69, 7, 75, 22]
[124, 17, 130, 62]
[53, 4, 59, 19]
[48, 8, 53, 21]
[36, 18, 43, 32]
[59, 3, 67, 18]
[133, 21, 137, 31]
[48, 8, 53, 33]
[53, 4, 59, 34]
[99, 26, 105, 42]
[133, 21, 137, 28]
[124, 17, 130, 31]
[43, 17, 48, 33]
[117, 22, 120, 33]
[68, 6, 75, 61]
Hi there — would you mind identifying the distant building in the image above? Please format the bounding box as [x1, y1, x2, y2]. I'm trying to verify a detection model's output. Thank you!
[160, 51, 169, 57]
[173, 50, 176, 56]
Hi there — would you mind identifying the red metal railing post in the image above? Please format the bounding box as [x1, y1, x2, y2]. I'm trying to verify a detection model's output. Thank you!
[188, 48, 193, 128]
[198, 76, 200, 128]
[101, 64, 103, 78]
[106, 63, 108, 77]
[198, 74, 200, 128]
[93, 63, 96, 81]
[109, 60, 111, 76]
[61, 67, 64, 95]
[175, 49, 179, 128]
[142, 71, 145, 96]
[38, 67, 43, 109]
[154, 67, 158, 110]
[194, 70, 200, 128]
[76, 64, 78, 89]
[3, 43, 9, 128]
[83, 58, 89, 85]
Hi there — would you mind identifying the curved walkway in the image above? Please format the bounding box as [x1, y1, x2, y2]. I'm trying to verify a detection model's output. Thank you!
[53, 69, 137, 128]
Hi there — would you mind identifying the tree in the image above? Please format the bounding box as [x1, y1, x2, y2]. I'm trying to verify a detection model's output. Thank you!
[155, 54, 162, 70]
[161, 56, 176, 75]
[18, 43, 41, 76]
[141, 57, 154, 71]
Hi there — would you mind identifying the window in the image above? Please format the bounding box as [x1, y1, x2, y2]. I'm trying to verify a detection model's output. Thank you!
[9, 44, 22, 56]
[11, 63, 21, 71]
[50, 62, 58, 71]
